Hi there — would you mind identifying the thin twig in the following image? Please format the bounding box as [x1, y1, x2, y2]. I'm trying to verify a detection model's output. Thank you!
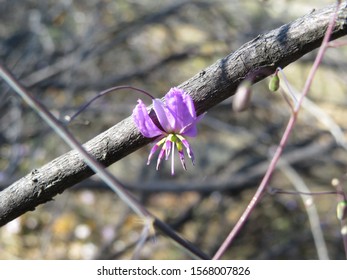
[269, 188, 342, 197]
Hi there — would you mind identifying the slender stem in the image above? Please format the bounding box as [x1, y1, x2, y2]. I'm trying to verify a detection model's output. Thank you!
[213, 2, 341, 260]
[153, 218, 210, 259]
[269, 188, 343, 197]
[66, 85, 155, 123]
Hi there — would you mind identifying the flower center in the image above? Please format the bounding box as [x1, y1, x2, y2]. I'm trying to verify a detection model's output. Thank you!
[167, 133, 183, 152]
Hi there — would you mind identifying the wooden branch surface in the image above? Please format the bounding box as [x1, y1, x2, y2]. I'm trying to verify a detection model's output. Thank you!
[1, 2, 346, 226]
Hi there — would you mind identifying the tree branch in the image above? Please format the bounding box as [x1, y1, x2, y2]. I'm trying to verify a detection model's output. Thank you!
[1, 2, 347, 226]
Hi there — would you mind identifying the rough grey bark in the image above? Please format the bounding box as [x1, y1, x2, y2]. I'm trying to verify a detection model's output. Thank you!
[1, 2, 347, 226]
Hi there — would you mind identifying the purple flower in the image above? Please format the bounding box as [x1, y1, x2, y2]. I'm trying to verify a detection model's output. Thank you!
[132, 87, 204, 175]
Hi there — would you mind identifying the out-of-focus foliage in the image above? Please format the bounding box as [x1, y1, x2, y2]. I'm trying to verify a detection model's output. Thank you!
[0, 0, 346, 259]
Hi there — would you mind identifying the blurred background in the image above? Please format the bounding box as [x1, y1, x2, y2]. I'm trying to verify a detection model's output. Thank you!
[1, 0, 347, 259]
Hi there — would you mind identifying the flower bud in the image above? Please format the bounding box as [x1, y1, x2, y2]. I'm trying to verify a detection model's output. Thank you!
[337, 201, 347, 221]
[232, 80, 252, 112]
[269, 73, 280, 92]
[331, 178, 340, 187]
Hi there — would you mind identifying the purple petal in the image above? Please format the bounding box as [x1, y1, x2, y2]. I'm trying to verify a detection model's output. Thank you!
[165, 137, 172, 160]
[165, 88, 197, 132]
[181, 113, 205, 137]
[177, 135, 195, 165]
[177, 149, 187, 171]
[153, 98, 175, 132]
[147, 138, 163, 165]
[133, 99, 163, 138]
[147, 145, 158, 165]
[180, 123, 198, 137]
[156, 147, 166, 170]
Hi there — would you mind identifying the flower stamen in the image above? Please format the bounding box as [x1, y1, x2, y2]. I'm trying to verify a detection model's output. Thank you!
[171, 140, 175, 175]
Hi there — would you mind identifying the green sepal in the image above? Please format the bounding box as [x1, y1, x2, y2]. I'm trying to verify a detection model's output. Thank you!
[269, 74, 280, 92]
[337, 201, 347, 221]
[176, 139, 183, 151]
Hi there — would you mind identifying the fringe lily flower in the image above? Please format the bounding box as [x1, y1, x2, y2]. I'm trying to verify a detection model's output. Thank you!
[132, 87, 203, 175]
